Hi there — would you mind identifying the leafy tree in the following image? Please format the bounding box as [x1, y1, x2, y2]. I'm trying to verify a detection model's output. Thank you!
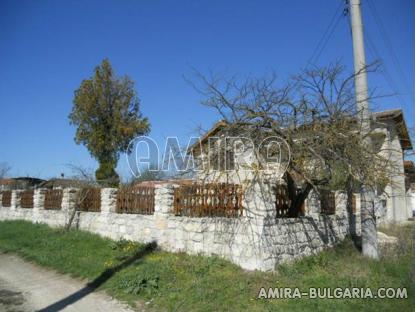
[69, 59, 150, 185]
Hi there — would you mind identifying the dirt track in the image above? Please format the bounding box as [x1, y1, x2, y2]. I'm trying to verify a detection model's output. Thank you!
[0, 252, 135, 312]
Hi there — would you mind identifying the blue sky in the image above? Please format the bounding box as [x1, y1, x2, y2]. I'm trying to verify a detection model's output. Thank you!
[0, 0, 414, 180]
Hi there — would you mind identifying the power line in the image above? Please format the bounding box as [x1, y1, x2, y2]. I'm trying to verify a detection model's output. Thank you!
[366, 0, 415, 103]
[365, 29, 408, 108]
[307, 0, 346, 67]
[345, 3, 408, 109]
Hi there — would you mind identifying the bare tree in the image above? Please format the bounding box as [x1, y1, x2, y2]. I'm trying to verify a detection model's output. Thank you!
[0, 162, 11, 179]
[66, 163, 96, 182]
[63, 164, 98, 231]
[127, 166, 166, 185]
[190, 62, 395, 257]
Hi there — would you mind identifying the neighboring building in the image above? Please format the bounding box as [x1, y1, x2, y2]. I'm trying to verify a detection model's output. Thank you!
[38, 178, 95, 189]
[0, 179, 14, 191]
[0, 177, 96, 191]
[0, 177, 45, 191]
[191, 109, 413, 224]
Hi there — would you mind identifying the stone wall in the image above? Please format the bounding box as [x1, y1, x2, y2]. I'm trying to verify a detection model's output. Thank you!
[0, 184, 351, 271]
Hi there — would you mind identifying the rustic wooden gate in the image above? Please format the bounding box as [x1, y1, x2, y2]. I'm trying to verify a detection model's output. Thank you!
[116, 186, 155, 214]
[21, 190, 34, 208]
[274, 185, 305, 218]
[320, 190, 336, 215]
[347, 193, 358, 214]
[44, 189, 63, 210]
[78, 188, 101, 212]
[2, 191, 11, 207]
[275, 184, 291, 217]
[174, 183, 243, 217]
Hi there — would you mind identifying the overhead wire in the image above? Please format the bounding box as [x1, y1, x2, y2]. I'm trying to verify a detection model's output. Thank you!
[365, 28, 408, 108]
[306, 0, 410, 110]
[307, 0, 347, 67]
[366, 0, 413, 100]
[344, 1, 408, 109]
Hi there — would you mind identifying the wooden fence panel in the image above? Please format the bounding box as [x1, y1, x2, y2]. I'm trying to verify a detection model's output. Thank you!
[320, 190, 336, 215]
[116, 187, 155, 214]
[274, 185, 305, 218]
[350, 194, 357, 214]
[2, 191, 11, 207]
[44, 189, 63, 210]
[21, 190, 34, 208]
[78, 188, 101, 212]
[174, 183, 243, 218]
[275, 185, 291, 218]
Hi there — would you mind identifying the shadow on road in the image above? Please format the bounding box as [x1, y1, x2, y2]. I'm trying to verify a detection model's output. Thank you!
[37, 241, 157, 312]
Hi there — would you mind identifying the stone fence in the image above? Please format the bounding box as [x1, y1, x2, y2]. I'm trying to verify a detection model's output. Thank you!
[0, 183, 353, 271]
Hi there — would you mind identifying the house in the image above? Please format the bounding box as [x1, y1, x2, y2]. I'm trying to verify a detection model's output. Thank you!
[190, 109, 413, 224]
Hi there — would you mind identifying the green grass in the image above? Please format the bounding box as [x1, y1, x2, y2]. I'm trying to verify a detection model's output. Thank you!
[0, 220, 414, 311]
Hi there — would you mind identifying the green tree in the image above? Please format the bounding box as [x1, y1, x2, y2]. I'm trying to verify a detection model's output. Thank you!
[69, 59, 150, 185]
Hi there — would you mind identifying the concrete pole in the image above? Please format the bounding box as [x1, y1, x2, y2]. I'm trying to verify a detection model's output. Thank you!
[349, 0, 370, 131]
[349, 0, 378, 259]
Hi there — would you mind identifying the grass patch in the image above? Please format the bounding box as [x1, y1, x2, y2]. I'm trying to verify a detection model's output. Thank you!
[0, 220, 414, 311]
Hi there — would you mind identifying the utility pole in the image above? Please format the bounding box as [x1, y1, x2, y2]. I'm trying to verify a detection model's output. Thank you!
[349, 0, 379, 259]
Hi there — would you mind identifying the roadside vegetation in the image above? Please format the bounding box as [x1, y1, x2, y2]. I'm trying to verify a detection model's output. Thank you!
[0, 220, 413, 311]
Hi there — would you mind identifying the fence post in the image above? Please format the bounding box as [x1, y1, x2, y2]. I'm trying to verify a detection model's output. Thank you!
[243, 180, 277, 223]
[154, 184, 175, 215]
[34, 188, 47, 212]
[11, 190, 23, 210]
[151, 183, 175, 246]
[354, 193, 362, 235]
[0, 191, 2, 208]
[335, 191, 348, 217]
[61, 188, 80, 227]
[61, 188, 79, 212]
[305, 189, 321, 217]
[101, 188, 118, 214]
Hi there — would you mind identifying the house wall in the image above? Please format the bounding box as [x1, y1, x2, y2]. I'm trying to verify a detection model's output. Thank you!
[407, 186, 415, 218]
[193, 136, 288, 185]
[375, 121, 409, 225]
[0, 185, 350, 271]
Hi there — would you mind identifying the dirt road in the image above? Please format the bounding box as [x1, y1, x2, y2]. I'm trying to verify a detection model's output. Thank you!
[0, 252, 135, 312]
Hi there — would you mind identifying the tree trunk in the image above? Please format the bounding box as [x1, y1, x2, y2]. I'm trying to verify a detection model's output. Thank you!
[286, 173, 312, 217]
[360, 186, 379, 258]
[64, 207, 78, 231]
